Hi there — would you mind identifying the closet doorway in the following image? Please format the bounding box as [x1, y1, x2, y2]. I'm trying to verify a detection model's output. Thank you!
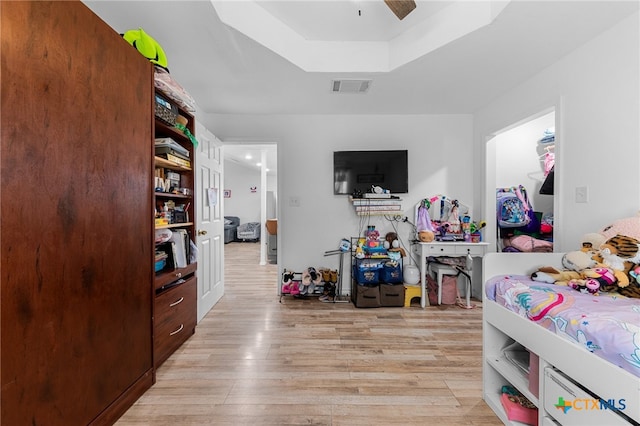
[485, 109, 558, 252]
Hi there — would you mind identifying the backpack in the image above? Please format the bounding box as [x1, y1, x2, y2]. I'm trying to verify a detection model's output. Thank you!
[497, 187, 531, 228]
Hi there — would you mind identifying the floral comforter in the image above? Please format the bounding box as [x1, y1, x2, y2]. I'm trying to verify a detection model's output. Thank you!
[486, 275, 640, 378]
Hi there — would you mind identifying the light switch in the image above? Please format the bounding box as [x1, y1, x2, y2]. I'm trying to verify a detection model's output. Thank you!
[575, 186, 589, 203]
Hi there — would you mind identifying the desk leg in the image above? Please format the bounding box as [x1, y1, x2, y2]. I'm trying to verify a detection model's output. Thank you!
[420, 250, 427, 308]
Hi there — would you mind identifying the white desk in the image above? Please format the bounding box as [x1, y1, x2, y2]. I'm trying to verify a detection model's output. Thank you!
[411, 241, 489, 308]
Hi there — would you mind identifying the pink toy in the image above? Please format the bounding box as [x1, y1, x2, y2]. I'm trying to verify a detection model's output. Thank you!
[500, 392, 538, 426]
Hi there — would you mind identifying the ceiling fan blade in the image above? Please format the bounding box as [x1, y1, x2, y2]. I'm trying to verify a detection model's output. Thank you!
[384, 0, 417, 20]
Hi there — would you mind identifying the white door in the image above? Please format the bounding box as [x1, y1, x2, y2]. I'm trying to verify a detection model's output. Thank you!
[195, 122, 224, 322]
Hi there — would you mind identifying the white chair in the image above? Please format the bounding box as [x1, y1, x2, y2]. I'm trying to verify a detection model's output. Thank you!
[429, 263, 471, 307]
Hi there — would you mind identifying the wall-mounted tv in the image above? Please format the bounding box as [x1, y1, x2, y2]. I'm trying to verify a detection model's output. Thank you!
[333, 150, 408, 195]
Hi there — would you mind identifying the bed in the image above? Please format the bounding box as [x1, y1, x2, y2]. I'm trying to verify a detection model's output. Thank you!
[482, 253, 640, 425]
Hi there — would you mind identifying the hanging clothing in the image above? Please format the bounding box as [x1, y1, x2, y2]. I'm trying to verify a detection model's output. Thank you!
[540, 166, 554, 195]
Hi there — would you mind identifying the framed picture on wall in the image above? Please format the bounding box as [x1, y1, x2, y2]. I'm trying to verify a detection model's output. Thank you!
[223, 189, 231, 198]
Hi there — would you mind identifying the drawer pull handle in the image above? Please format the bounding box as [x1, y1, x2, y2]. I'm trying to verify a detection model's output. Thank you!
[169, 324, 184, 336]
[169, 297, 184, 307]
[175, 272, 182, 278]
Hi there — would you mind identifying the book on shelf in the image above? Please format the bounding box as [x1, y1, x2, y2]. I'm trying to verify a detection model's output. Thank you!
[155, 146, 190, 161]
[156, 152, 191, 168]
[169, 229, 189, 268]
[155, 137, 189, 157]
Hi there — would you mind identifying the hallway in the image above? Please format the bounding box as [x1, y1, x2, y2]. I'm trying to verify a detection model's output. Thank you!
[116, 242, 499, 425]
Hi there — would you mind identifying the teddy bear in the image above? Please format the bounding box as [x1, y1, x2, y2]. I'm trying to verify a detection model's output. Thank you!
[383, 232, 406, 258]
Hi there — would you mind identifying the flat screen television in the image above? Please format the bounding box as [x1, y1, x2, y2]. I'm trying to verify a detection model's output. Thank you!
[333, 150, 408, 195]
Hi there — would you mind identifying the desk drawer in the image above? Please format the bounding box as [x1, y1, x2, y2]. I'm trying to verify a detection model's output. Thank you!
[419, 244, 450, 255]
[454, 245, 485, 256]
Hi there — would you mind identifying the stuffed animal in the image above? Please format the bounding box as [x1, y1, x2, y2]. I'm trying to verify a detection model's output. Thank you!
[600, 212, 640, 241]
[383, 232, 407, 257]
[597, 234, 640, 287]
[581, 212, 640, 252]
[562, 250, 597, 272]
[567, 278, 601, 294]
[581, 267, 619, 292]
[619, 266, 640, 298]
[418, 230, 435, 242]
[630, 266, 640, 284]
[531, 267, 582, 285]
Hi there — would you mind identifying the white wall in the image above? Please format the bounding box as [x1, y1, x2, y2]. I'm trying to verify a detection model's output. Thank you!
[475, 12, 639, 252]
[207, 114, 474, 272]
[222, 160, 262, 224]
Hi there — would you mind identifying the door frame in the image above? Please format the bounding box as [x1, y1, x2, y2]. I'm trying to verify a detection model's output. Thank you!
[484, 101, 563, 252]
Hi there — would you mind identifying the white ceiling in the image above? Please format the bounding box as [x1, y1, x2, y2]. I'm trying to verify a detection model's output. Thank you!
[83, 0, 639, 174]
[255, 1, 453, 42]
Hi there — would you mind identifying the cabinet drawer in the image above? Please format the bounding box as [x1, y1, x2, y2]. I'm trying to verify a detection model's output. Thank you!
[454, 245, 485, 256]
[543, 367, 630, 425]
[154, 277, 197, 366]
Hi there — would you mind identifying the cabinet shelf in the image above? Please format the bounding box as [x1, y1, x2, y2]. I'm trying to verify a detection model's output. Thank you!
[155, 191, 192, 200]
[484, 390, 533, 426]
[486, 355, 538, 406]
[155, 120, 190, 144]
[155, 262, 198, 291]
[155, 222, 194, 230]
[155, 156, 192, 171]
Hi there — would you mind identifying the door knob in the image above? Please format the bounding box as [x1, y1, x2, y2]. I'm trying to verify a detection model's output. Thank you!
[197, 230, 208, 236]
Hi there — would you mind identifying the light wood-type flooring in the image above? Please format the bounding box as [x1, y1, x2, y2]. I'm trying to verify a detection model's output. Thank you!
[116, 242, 501, 425]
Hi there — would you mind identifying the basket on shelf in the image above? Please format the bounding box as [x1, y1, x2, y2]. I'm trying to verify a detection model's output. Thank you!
[154, 92, 178, 126]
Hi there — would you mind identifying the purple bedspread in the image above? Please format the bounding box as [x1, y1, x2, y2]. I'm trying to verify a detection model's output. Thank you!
[486, 275, 640, 378]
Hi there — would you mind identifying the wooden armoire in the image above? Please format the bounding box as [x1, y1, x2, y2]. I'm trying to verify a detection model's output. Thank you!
[1, 1, 154, 424]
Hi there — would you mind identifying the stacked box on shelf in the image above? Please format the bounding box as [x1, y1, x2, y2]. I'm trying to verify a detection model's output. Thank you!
[351, 196, 402, 216]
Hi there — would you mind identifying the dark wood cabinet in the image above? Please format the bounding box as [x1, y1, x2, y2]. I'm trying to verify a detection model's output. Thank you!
[153, 91, 198, 369]
[1, 1, 154, 424]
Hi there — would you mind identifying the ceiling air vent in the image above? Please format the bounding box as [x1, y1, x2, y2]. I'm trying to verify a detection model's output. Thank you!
[331, 79, 372, 94]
